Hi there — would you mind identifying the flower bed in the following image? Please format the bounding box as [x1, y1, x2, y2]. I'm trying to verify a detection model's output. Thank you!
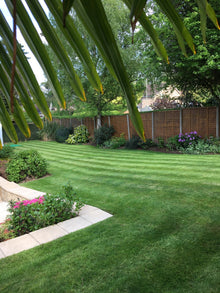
[0, 183, 84, 242]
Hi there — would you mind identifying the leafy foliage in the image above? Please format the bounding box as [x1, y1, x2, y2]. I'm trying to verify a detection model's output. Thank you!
[125, 135, 142, 149]
[94, 124, 115, 146]
[38, 121, 59, 141]
[66, 125, 89, 144]
[55, 126, 73, 143]
[0, 219, 15, 242]
[7, 183, 84, 237]
[0, 145, 14, 158]
[181, 137, 220, 154]
[142, 0, 220, 105]
[103, 134, 126, 149]
[6, 150, 47, 182]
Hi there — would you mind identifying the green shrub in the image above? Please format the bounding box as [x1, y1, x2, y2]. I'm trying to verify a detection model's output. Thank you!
[181, 139, 220, 154]
[0, 145, 14, 158]
[38, 121, 58, 140]
[140, 138, 157, 150]
[55, 127, 72, 143]
[166, 131, 201, 150]
[6, 150, 47, 183]
[157, 137, 166, 148]
[66, 125, 89, 144]
[8, 183, 84, 237]
[0, 219, 15, 242]
[166, 135, 180, 151]
[94, 124, 115, 146]
[125, 135, 141, 149]
[103, 134, 126, 149]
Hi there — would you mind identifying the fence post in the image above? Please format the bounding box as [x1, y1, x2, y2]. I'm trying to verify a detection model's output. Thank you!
[216, 106, 219, 138]
[81, 118, 83, 126]
[94, 117, 96, 132]
[126, 114, 130, 140]
[180, 108, 183, 134]
[152, 112, 154, 141]
[108, 116, 111, 127]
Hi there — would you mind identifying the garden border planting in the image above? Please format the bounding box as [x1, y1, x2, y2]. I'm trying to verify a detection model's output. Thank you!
[0, 176, 112, 259]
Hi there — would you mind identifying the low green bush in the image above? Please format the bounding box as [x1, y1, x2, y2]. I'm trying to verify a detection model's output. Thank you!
[181, 139, 220, 154]
[103, 134, 126, 149]
[55, 127, 72, 143]
[157, 137, 166, 148]
[0, 145, 14, 158]
[94, 124, 115, 146]
[140, 138, 157, 150]
[125, 135, 141, 149]
[7, 184, 84, 237]
[0, 219, 15, 242]
[166, 131, 201, 150]
[66, 125, 89, 144]
[6, 150, 47, 183]
[38, 121, 58, 141]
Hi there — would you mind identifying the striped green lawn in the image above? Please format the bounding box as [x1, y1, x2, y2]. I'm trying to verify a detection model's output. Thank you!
[0, 141, 219, 293]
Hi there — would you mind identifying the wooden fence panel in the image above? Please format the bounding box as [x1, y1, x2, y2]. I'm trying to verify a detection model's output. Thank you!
[83, 117, 94, 137]
[141, 112, 152, 139]
[182, 107, 216, 137]
[53, 106, 219, 141]
[110, 115, 128, 139]
[154, 110, 180, 141]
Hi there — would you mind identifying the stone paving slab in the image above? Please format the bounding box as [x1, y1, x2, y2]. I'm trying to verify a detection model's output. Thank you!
[79, 204, 99, 215]
[0, 206, 113, 259]
[30, 225, 68, 244]
[0, 248, 5, 259]
[0, 234, 39, 257]
[80, 208, 113, 224]
[8, 187, 45, 200]
[57, 216, 92, 233]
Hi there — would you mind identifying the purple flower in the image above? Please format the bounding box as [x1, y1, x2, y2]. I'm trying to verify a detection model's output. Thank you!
[194, 131, 197, 134]
[178, 139, 182, 142]
[192, 137, 195, 140]
[189, 143, 192, 145]
[190, 138, 192, 140]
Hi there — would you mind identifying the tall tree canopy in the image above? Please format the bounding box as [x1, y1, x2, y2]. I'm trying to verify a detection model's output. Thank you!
[140, 0, 220, 106]
[0, 0, 219, 145]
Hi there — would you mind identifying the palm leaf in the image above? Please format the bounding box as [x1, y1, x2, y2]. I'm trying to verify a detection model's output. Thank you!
[0, 42, 43, 129]
[155, 0, 196, 55]
[63, 0, 75, 26]
[0, 64, 31, 138]
[0, 97, 18, 143]
[25, 0, 86, 102]
[5, 0, 66, 108]
[0, 11, 52, 121]
[129, 0, 147, 30]
[73, 0, 118, 80]
[74, 0, 145, 140]
[197, 0, 220, 43]
[123, 0, 168, 62]
[44, 0, 103, 93]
